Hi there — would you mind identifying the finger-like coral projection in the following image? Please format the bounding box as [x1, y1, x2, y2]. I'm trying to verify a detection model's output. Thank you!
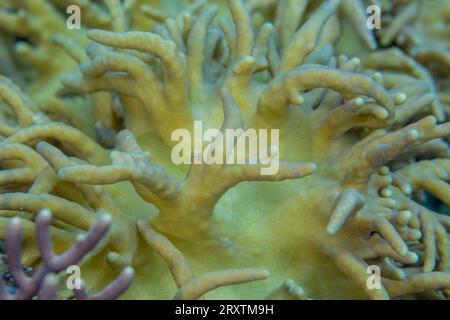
[0, 0, 449, 300]
[0, 0, 153, 143]
[0, 209, 134, 300]
[377, 0, 449, 72]
[375, 0, 450, 124]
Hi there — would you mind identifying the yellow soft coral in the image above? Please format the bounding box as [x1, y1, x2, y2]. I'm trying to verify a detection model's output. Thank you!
[0, 0, 449, 300]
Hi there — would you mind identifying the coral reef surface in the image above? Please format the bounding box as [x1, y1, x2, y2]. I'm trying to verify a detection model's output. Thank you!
[0, 0, 449, 299]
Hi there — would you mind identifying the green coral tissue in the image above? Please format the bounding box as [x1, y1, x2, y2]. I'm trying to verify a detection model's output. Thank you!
[0, 0, 449, 300]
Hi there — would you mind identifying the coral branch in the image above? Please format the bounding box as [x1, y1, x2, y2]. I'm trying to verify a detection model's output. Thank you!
[1, 209, 133, 300]
[258, 66, 394, 121]
[0, 193, 93, 230]
[137, 221, 193, 288]
[73, 267, 134, 300]
[327, 188, 365, 235]
[172, 268, 270, 300]
[340, 0, 377, 49]
[87, 30, 188, 110]
[279, 0, 340, 72]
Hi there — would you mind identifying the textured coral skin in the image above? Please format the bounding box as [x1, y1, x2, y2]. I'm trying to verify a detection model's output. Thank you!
[0, 0, 449, 300]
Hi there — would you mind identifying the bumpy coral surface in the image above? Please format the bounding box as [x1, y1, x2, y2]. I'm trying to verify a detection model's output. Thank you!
[0, 0, 449, 300]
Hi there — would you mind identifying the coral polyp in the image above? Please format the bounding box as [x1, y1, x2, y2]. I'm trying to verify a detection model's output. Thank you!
[0, 0, 449, 300]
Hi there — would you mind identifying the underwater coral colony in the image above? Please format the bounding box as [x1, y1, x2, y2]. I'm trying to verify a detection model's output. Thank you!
[0, 0, 448, 300]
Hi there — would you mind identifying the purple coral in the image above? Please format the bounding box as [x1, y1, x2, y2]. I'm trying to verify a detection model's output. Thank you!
[0, 209, 134, 300]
